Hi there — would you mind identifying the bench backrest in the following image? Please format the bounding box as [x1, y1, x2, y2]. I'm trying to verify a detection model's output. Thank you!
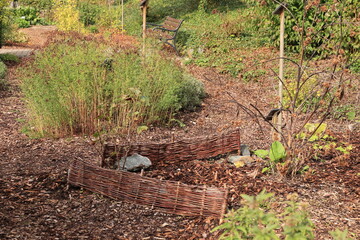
[163, 16, 183, 31]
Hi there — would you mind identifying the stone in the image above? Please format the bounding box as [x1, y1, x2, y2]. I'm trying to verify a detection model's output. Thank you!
[0, 48, 33, 58]
[240, 144, 251, 156]
[227, 155, 255, 168]
[116, 153, 152, 172]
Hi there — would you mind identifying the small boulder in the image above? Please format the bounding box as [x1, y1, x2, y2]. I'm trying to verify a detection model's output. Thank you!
[240, 144, 251, 156]
[116, 153, 152, 172]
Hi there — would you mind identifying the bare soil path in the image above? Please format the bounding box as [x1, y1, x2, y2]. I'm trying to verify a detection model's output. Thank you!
[0, 26, 359, 239]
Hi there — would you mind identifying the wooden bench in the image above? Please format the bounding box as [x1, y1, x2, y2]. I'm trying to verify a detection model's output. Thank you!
[146, 16, 184, 56]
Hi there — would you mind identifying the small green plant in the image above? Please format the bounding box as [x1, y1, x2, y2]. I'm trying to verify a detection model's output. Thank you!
[212, 191, 316, 240]
[254, 141, 287, 173]
[297, 123, 327, 142]
[330, 228, 355, 240]
[212, 190, 279, 240]
[332, 105, 358, 121]
[282, 193, 314, 240]
[242, 69, 266, 82]
[313, 140, 353, 162]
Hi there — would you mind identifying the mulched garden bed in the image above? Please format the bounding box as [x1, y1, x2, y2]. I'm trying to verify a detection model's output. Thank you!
[1, 27, 359, 239]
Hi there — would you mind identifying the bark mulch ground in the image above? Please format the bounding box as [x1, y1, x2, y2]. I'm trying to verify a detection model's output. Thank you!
[0, 27, 359, 239]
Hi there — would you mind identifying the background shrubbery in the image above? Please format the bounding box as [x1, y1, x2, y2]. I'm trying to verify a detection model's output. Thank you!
[0, 0, 11, 47]
[0, 60, 6, 79]
[129, 0, 359, 73]
[20, 35, 205, 136]
[11, 6, 50, 28]
[0, 60, 8, 91]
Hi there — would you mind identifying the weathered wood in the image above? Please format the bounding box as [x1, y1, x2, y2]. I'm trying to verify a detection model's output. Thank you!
[103, 129, 241, 164]
[68, 159, 228, 218]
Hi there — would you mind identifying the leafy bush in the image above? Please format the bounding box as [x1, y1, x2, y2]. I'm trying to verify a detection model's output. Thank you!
[19, 0, 54, 11]
[11, 6, 50, 28]
[0, 61, 8, 91]
[0, 53, 20, 64]
[20, 36, 204, 136]
[78, 2, 101, 26]
[96, 5, 122, 29]
[244, 0, 359, 62]
[0, 60, 7, 79]
[212, 191, 356, 239]
[212, 191, 314, 240]
[254, 141, 287, 174]
[53, 0, 84, 32]
[145, 0, 358, 75]
[0, 1, 11, 47]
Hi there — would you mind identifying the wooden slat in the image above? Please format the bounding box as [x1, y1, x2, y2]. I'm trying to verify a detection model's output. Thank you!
[166, 16, 182, 24]
[163, 22, 181, 30]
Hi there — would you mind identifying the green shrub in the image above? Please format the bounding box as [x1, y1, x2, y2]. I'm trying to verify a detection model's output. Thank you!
[0, 60, 7, 79]
[20, 37, 204, 136]
[212, 190, 280, 239]
[19, 0, 54, 11]
[213, 190, 357, 239]
[212, 191, 316, 240]
[0, 1, 11, 47]
[0, 53, 20, 63]
[146, 0, 199, 22]
[96, 5, 122, 29]
[330, 229, 355, 240]
[244, 0, 359, 61]
[53, 0, 85, 32]
[0, 61, 8, 91]
[11, 6, 47, 27]
[78, 2, 101, 26]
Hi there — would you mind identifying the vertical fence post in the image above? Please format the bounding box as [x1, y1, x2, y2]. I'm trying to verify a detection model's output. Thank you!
[140, 0, 149, 55]
[273, 3, 286, 141]
[121, 0, 124, 33]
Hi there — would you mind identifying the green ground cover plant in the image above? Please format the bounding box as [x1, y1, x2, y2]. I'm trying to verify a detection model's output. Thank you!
[20, 35, 205, 137]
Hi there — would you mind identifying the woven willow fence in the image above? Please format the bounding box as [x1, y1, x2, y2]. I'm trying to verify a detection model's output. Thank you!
[68, 159, 228, 218]
[103, 128, 241, 164]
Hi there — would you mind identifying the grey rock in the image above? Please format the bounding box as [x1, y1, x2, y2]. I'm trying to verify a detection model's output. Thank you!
[227, 155, 255, 167]
[0, 48, 33, 58]
[116, 153, 152, 172]
[240, 144, 251, 156]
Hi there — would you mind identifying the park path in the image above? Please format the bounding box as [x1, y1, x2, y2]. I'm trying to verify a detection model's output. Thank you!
[0, 25, 56, 57]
